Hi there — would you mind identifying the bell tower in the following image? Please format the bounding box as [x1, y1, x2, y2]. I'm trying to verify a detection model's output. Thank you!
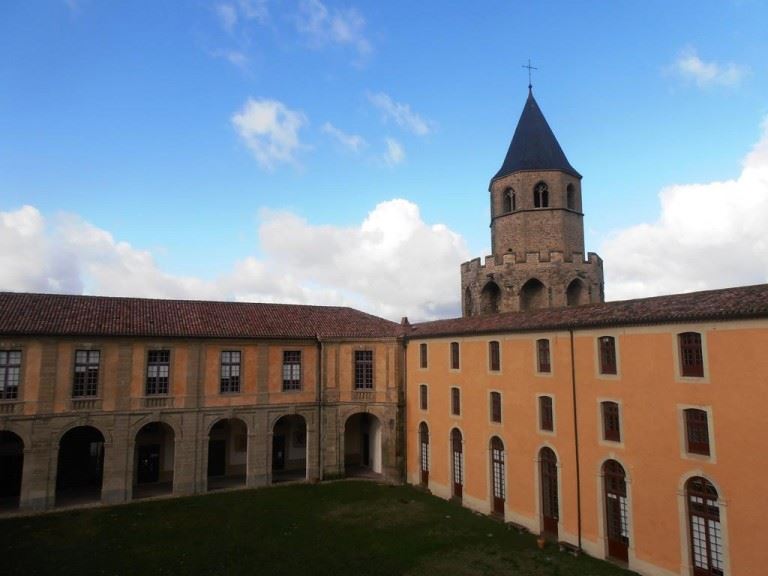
[461, 88, 604, 316]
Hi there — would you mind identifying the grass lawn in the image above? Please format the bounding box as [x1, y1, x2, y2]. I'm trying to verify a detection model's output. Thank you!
[0, 481, 638, 575]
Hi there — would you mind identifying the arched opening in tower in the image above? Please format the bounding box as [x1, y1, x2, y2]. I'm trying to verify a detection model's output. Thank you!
[480, 281, 501, 314]
[566, 278, 588, 306]
[520, 278, 547, 311]
[464, 286, 474, 316]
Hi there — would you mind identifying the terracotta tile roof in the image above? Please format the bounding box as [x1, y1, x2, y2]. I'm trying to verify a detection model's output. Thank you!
[0, 292, 402, 340]
[409, 283, 768, 338]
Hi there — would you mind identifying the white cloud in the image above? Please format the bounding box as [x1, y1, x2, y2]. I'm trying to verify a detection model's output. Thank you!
[0, 200, 468, 321]
[671, 47, 749, 88]
[322, 122, 366, 152]
[383, 138, 405, 165]
[231, 98, 307, 169]
[215, 3, 239, 33]
[367, 92, 433, 136]
[297, 0, 371, 57]
[602, 116, 768, 301]
[236, 0, 269, 23]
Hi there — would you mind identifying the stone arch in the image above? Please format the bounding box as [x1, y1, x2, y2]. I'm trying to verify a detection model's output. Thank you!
[344, 412, 382, 477]
[464, 286, 474, 316]
[534, 181, 549, 208]
[272, 414, 307, 483]
[503, 187, 515, 213]
[480, 281, 501, 315]
[0, 430, 24, 510]
[566, 278, 588, 306]
[207, 417, 248, 490]
[133, 421, 176, 499]
[520, 278, 547, 311]
[55, 425, 105, 506]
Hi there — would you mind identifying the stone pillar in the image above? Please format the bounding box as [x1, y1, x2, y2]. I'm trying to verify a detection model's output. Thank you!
[101, 415, 130, 505]
[20, 432, 52, 511]
[305, 409, 319, 482]
[322, 406, 342, 478]
[247, 410, 268, 487]
[174, 413, 200, 496]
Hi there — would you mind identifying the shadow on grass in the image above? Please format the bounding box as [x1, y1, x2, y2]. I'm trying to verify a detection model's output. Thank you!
[0, 481, 638, 576]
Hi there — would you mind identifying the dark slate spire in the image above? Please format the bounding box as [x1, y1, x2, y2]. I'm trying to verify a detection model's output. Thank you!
[491, 89, 580, 185]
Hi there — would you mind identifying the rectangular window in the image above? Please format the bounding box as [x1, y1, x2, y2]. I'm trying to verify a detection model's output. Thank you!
[490, 391, 502, 423]
[602, 401, 621, 442]
[419, 343, 428, 369]
[537, 339, 551, 373]
[419, 384, 428, 410]
[146, 349, 170, 395]
[539, 396, 553, 432]
[73, 350, 100, 397]
[0, 350, 21, 400]
[598, 336, 617, 375]
[489, 341, 500, 372]
[354, 350, 373, 389]
[282, 350, 302, 391]
[679, 332, 704, 377]
[685, 408, 710, 455]
[451, 387, 461, 416]
[450, 342, 460, 370]
[220, 350, 241, 393]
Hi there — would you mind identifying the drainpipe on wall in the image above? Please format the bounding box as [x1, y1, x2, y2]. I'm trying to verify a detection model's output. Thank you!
[316, 335, 323, 482]
[569, 328, 583, 551]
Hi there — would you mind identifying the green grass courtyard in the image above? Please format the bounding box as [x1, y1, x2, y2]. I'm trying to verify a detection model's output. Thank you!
[0, 481, 638, 575]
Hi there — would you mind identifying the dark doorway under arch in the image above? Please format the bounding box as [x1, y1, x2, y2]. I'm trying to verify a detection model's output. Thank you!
[207, 418, 247, 491]
[0, 431, 24, 510]
[133, 422, 175, 499]
[272, 415, 307, 483]
[344, 413, 382, 477]
[56, 426, 104, 507]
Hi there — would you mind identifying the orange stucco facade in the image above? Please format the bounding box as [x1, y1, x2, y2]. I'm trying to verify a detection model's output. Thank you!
[406, 319, 768, 575]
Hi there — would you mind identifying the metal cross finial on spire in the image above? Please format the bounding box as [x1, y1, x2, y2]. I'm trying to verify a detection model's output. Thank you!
[522, 59, 538, 90]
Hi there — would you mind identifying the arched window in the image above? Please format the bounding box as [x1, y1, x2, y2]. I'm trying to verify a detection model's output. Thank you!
[490, 436, 505, 516]
[451, 428, 463, 499]
[503, 188, 515, 213]
[539, 447, 558, 538]
[419, 422, 429, 487]
[566, 183, 576, 210]
[534, 182, 549, 208]
[686, 477, 724, 575]
[603, 460, 629, 562]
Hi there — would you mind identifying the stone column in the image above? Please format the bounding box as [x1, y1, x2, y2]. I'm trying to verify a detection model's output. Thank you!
[247, 410, 268, 487]
[174, 412, 200, 496]
[101, 415, 130, 505]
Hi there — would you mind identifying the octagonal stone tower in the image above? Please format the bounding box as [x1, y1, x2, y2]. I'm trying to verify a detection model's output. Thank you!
[461, 89, 604, 316]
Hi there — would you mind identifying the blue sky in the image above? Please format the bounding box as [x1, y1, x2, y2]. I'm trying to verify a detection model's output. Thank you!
[2, 1, 768, 320]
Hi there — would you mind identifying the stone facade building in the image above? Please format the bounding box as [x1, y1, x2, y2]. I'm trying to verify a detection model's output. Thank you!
[0, 295, 405, 510]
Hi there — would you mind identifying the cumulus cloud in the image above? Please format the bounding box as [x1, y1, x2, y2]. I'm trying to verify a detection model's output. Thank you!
[602, 116, 768, 301]
[367, 92, 433, 136]
[296, 0, 371, 58]
[322, 122, 366, 152]
[0, 200, 468, 321]
[383, 138, 405, 165]
[231, 98, 307, 169]
[671, 47, 749, 88]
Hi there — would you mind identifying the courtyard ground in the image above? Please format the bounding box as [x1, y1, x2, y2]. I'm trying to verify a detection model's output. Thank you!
[0, 480, 638, 575]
